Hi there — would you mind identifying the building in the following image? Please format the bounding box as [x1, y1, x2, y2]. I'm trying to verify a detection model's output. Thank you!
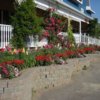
[0, 0, 100, 48]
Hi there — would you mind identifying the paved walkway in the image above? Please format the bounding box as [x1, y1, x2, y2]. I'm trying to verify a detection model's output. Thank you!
[34, 62, 100, 100]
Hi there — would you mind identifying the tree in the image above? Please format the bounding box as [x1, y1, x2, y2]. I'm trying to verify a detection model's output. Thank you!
[95, 23, 100, 38]
[67, 18, 75, 49]
[87, 18, 98, 37]
[11, 0, 43, 48]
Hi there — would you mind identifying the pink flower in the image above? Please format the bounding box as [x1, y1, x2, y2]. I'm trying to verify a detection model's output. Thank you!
[0, 48, 5, 52]
[48, 8, 55, 12]
[5, 46, 12, 51]
[43, 31, 50, 37]
[2, 67, 9, 75]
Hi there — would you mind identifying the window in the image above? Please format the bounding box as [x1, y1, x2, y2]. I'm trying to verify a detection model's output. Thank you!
[70, 0, 83, 4]
[86, 0, 95, 14]
[86, 0, 90, 6]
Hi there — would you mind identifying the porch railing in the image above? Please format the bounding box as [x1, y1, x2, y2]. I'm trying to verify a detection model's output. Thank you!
[0, 24, 13, 48]
[74, 33, 100, 46]
[0, 25, 100, 49]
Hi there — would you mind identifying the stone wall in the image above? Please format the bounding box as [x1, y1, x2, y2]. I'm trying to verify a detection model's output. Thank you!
[0, 54, 100, 100]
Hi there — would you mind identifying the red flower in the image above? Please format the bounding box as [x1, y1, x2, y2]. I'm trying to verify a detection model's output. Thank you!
[48, 8, 55, 12]
[43, 31, 50, 37]
[13, 59, 24, 65]
[0, 63, 9, 75]
[17, 49, 23, 53]
[44, 44, 54, 49]
[2, 67, 9, 75]
[55, 53, 64, 58]
[77, 49, 85, 54]
[35, 55, 52, 62]
[5, 61, 13, 65]
[5, 46, 12, 51]
[0, 48, 5, 52]
[35, 55, 44, 61]
[57, 19, 62, 23]
[65, 50, 75, 57]
[0, 62, 7, 67]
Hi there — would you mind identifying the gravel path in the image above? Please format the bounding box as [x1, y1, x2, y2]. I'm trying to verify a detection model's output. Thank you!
[34, 61, 100, 100]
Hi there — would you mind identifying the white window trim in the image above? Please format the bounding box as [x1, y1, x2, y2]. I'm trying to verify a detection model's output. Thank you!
[86, 6, 95, 13]
[76, 0, 83, 4]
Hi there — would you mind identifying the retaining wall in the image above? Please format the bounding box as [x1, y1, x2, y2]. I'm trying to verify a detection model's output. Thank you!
[0, 54, 100, 100]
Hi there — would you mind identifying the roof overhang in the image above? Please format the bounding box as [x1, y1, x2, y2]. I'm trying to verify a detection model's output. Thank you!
[44, 0, 94, 21]
[16, 0, 94, 22]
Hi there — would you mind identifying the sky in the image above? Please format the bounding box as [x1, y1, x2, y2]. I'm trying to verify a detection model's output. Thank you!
[91, 0, 100, 22]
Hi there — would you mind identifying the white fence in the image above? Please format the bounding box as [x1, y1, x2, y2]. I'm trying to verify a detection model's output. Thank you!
[0, 24, 13, 48]
[0, 24, 100, 48]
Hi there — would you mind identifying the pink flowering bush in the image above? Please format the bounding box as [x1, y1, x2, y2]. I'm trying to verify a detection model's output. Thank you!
[0, 64, 20, 79]
[44, 8, 65, 44]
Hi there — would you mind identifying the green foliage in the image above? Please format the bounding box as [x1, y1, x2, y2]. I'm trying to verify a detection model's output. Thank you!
[88, 18, 100, 38]
[67, 19, 76, 48]
[10, 0, 43, 48]
[0, 52, 15, 63]
[20, 53, 36, 68]
[95, 23, 100, 38]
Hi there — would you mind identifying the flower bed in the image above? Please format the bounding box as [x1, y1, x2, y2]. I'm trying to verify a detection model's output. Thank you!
[0, 45, 100, 79]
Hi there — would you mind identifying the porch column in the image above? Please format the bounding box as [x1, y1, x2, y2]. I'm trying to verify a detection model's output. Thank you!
[88, 34, 89, 45]
[84, 33, 86, 44]
[79, 21, 82, 43]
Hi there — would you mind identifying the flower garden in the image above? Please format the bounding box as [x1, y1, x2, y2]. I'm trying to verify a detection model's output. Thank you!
[0, 45, 100, 79]
[0, 0, 100, 79]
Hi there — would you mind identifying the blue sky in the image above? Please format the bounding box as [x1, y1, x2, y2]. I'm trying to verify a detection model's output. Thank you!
[91, 0, 100, 22]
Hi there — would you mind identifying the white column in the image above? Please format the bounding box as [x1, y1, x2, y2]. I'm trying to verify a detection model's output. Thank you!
[88, 34, 89, 45]
[84, 33, 86, 44]
[79, 21, 82, 43]
[0, 25, 1, 48]
[5, 26, 7, 46]
[3, 26, 5, 48]
[1, 25, 3, 48]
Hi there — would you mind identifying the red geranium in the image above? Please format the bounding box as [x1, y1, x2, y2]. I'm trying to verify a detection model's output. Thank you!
[55, 53, 64, 58]
[0, 48, 5, 52]
[43, 31, 50, 37]
[13, 59, 24, 65]
[35, 55, 52, 62]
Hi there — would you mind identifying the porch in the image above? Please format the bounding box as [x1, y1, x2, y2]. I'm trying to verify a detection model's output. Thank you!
[0, 24, 100, 48]
[0, 24, 13, 48]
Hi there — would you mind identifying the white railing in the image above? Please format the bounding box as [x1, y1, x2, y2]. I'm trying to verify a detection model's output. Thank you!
[0, 26, 100, 48]
[0, 24, 13, 48]
[58, 32, 100, 46]
[74, 33, 100, 46]
[27, 35, 48, 47]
